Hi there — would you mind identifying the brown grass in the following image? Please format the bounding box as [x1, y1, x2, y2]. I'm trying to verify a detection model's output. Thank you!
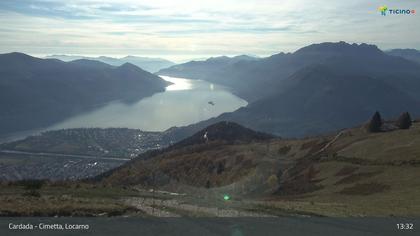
[338, 182, 390, 195]
[335, 166, 359, 176]
[334, 171, 381, 185]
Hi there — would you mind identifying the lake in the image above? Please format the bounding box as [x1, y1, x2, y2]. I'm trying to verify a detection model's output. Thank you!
[44, 76, 247, 132]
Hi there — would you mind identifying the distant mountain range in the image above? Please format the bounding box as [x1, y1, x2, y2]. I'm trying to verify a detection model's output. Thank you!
[44, 55, 175, 73]
[159, 42, 420, 137]
[0, 52, 170, 137]
[386, 49, 420, 64]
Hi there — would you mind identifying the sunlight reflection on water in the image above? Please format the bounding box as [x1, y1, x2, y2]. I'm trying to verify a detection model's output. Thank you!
[161, 76, 193, 91]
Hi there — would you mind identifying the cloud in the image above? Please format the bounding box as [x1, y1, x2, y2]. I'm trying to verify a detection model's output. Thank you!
[0, 0, 419, 61]
[0, 0, 95, 19]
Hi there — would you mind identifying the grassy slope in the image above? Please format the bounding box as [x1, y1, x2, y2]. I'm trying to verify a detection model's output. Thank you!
[100, 139, 312, 187]
[101, 122, 420, 217]
[258, 123, 420, 216]
[263, 122, 420, 216]
[1, 123, 420, 217]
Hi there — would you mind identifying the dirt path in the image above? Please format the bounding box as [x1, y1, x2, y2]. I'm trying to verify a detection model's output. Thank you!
[125, 197, 275, 217]
[125, 198, 180, 217]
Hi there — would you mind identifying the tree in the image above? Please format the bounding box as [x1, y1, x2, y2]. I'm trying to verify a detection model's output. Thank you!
[367, 111, 383, 133]
[396, 112, 412, 129]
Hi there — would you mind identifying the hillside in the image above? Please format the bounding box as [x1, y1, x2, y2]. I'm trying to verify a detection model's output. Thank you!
[0, 52, 170, 137]
[170, 121, 274, 148]
[45, 55, 175, 73]
[2, 120, 420, 217]
[161, 42, 420, 137]
[276, 121, 420, 216]
[97, 122, 276, 186]
[207, 65, 420, 137]
[97, 121, 420, 216]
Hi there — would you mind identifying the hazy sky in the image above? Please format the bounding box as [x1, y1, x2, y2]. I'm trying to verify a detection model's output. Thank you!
[0, 0, 419, 62]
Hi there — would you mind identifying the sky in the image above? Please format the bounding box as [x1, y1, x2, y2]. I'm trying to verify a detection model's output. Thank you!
[0, 0, 419, 62]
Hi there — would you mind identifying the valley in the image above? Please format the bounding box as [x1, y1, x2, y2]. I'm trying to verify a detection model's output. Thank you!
[0, 73, 247, 180]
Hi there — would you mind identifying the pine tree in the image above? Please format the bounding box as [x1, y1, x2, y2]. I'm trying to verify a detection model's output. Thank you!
[396, 112, 412, 129]
[367, 111, 383, 133]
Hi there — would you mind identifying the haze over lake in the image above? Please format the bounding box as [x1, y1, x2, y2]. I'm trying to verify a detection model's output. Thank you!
[46, 76, 247, 131]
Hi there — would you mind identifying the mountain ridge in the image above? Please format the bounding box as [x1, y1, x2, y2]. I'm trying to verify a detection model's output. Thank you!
[0, 52, 170, 136]
[44, 54, 175, 73]
[158, 41, 417, 102]
[158, 42, 420, 137]
[386, 48, 420, 64]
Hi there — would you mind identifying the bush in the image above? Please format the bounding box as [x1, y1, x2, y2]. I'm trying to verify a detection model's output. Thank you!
[396, 112, 412, 129]
[366, 111, 383, 133]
